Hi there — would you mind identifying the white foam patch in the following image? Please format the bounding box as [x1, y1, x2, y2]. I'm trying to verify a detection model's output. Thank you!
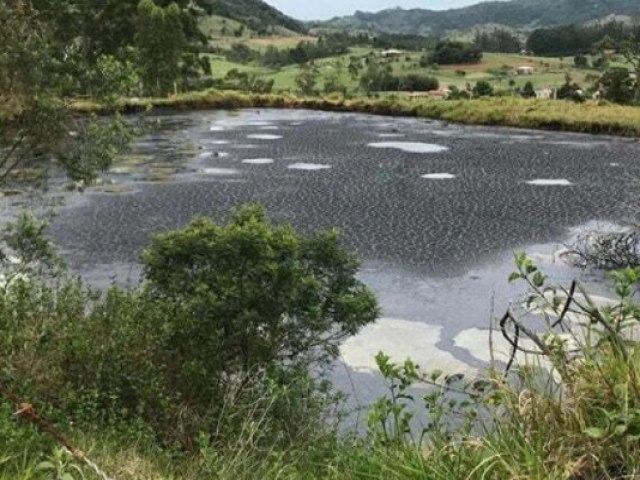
[547, 140, 607, 148]
[201, 168, 240, 175]
[288, 163, 332, 171]
[454, 328, 541, 366]
[368, 142, 449, 154]
[209, 126, 225, 132]
[198, 151, 214, 159]
[526, 179, 573, 186]
[244, 121, 274, 127]
[260, 126, 280, 130]
[341, 318, 475, 375]
[422, 173, 456, 180]
[377, 133, 406, 138]
[210, 140, 230, 145]
[247, 134, 282, 140]
[242, 158, 274, 165]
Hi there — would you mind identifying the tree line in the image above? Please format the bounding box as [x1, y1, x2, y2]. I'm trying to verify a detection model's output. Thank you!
[526, 20, 631, 57]
[21, 0, 212, 97]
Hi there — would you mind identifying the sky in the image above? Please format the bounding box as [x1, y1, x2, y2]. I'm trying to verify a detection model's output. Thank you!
[263, 0, 487, 21]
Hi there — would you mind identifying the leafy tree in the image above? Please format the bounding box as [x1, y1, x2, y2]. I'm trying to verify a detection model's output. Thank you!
[619, 25, 640, 102]
[90, 54, 141, 104]
[263, 45, 284, 67]
[135, 0, 188, 96]
[557, 73, 585, 102]
[141, 205, 379, 374]
[447, 85, 471, 100]
[372, 32, 436, 51]
[226, 43, 257, 64]
[396, 74, 439, 92]
[526, 21, 629, 57]
[574, 53, 589, 68]
[521, 81, 536, 98]
[295, 65, 319, 96]
[31, 0, 205, 65]
[592, 55, 610, 71]
[216, 69, 274, 93]
[0, 2, 131, 186]
[359, 62, 393, 94]
[324, 74, 347, 97]
[599, 67, 636, 105]
[472, 80, 494, 97]
[424, 40, 482, 66]
[348, 56, 363, 80]
[474, 29, 522, 53]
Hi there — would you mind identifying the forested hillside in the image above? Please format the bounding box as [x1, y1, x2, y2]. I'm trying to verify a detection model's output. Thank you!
[200, 0, 306, 34]
[320, 0, 640, 35]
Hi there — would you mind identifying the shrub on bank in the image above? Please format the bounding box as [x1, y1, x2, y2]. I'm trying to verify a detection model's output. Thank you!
[0, 205, 378, 450]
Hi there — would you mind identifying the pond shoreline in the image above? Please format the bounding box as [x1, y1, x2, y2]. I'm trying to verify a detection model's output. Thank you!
[74, 90, 640, 138]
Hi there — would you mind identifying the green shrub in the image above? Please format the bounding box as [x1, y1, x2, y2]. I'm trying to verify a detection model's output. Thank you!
[473, 80, 494, 97]
[0, 205, 378, 448]
[521, 81, 536, 98]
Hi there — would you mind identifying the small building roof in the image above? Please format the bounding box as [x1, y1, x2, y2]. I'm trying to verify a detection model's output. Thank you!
[381, 49, 404, 55]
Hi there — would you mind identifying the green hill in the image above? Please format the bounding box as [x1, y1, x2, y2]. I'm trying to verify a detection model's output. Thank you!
[199, 0, 306, 34]
[318, 0, 640, 35]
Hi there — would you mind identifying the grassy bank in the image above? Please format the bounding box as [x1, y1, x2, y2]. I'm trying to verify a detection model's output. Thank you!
[76, 90, 640, 137]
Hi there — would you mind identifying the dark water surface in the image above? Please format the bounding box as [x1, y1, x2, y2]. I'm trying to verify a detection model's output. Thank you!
[37, 109, 640, 403]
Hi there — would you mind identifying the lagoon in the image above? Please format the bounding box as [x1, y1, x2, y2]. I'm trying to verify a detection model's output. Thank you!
[33, 109, 640, 403]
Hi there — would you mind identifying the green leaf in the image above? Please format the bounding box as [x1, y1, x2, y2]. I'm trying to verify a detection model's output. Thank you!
[508, 272, 521, 283]
[614, 424, 629, 436]
[584, 427, 607, 439]
[532, 271, 545, 288]
[35, 461, 55, 471]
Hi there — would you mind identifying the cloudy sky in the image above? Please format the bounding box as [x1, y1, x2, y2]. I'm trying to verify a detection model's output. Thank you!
[263, 0, 487, 21]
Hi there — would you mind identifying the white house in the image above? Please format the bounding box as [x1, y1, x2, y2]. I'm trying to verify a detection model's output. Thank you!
[517, 66, 535, 75]
[381, 49, 404, 58]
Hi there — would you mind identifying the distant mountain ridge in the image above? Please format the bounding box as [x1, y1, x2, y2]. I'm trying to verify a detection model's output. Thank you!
[200, 0, 306, 34]
[319, 0, 640, 35]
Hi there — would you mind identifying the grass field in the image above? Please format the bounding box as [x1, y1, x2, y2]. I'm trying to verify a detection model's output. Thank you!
[207, 48, 609, 94]
[200, 15, 316, 51]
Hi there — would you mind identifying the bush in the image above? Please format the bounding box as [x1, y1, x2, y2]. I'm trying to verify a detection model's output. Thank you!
[423, 40, 483, 66]
[599, 67, 636, 105]
[214, 69, 274, 94]
[521, 81, 536, 98]
[396, 74, 439, 92]
[557, 78, 585, 102]
[472, 80, 494, 97]
[574, 53, 589, 68]
[359, 63, 438, 93]
[0, 206, 378, 447]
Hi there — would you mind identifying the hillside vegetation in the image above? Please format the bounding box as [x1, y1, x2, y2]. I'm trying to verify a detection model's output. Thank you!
[200, 0, 305, 34]
[319, 0, 640, 35]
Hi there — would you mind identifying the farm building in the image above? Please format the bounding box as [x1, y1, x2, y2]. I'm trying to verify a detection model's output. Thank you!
[381, 49, 404, 58]
[517, 66, 535, 75]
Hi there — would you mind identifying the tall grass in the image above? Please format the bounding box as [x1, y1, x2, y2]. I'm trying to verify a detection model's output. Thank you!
[75, 90, 640, 137]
